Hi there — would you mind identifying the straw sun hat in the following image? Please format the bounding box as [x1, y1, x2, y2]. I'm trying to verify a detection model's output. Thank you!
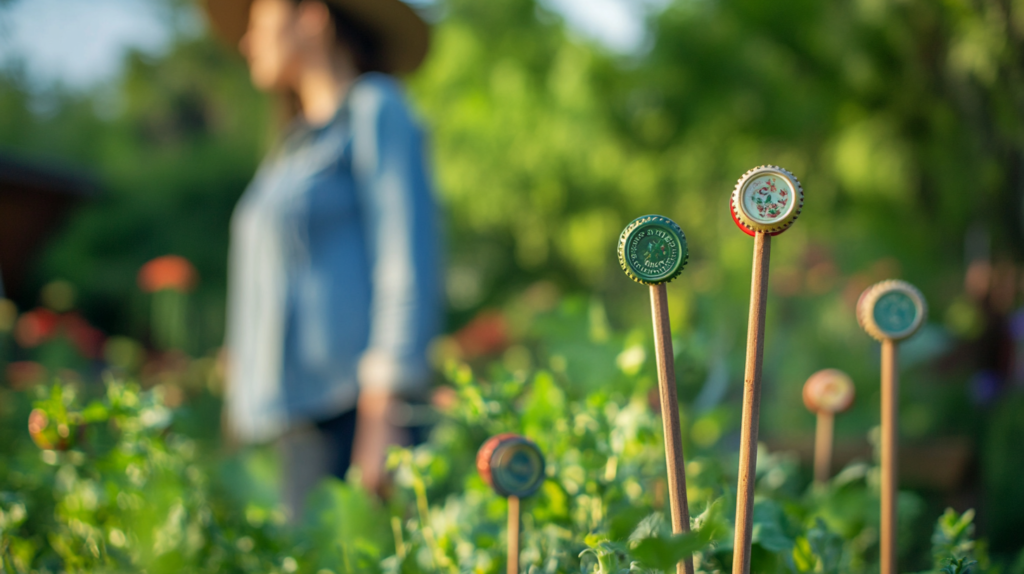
[203, 0, 430, 74]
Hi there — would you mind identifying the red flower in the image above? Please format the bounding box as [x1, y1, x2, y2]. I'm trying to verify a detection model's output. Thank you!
[13, 309, 104, 358]
[14, 308, 59, 348]
[60, 313, 106, 359]
[138, 255, 198, 293]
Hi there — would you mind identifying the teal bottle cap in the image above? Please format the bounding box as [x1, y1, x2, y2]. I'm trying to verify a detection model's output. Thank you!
[730, 165, 804, 236]
[476, 434, 546, 498]
[617, 215, 689, 286]
[857, 280, 927, 341]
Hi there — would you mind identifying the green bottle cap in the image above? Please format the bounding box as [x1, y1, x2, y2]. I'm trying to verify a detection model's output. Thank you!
[857, 280, 927, 341]
[618, 215, 689, 285]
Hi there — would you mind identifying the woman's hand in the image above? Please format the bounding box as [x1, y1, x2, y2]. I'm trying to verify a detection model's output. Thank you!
[217, 348, 240, 450]
[351, 389, 405, 497]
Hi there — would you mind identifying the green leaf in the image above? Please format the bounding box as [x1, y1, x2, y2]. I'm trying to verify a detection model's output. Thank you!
[751, 500, 793, 553]
[79, 401, 109, 423]
[628, 532, 705, 571]
[301, 479, 391, 568]
[804, 519, 843, 574]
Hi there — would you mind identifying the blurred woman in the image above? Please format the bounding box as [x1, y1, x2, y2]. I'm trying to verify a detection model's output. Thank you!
[204, 0, 440, 517]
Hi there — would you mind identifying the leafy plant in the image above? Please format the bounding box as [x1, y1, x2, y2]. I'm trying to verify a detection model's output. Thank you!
[941, 557, 979, 574]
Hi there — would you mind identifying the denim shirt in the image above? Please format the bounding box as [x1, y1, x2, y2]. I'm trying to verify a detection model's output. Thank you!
[225, 73, 441, 444]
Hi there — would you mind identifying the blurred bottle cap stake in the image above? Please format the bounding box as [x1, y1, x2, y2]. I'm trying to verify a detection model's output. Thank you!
[803, 369, 855, 415]
[477, 433, 548, 497]
[617, 215, 689, 285]
[730, 166, 804, 236]
[857, 280, 927, 341]
[477, 434, 546, 498]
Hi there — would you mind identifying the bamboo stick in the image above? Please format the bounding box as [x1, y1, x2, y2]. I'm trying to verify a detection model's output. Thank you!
[508, 495, 520, 574]
[813, 411, 834, 484]
[650, 283, 695, 574]
[880, 339, 898, 574]
[855, 279, 926, 574]
[731, 231, 771, 574]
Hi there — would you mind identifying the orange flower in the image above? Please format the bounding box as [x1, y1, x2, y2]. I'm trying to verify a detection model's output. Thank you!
[138, 255, 198, 293]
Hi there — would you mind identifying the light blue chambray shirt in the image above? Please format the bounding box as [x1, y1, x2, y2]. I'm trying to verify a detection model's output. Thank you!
[225, 73, 441, 444]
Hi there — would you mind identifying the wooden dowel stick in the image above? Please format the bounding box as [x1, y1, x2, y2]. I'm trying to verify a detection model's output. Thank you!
[813, 411, 834, 484]
[856, 278, 924, 574]
[508, 495, 520, 574]
[650, 283, 695, 574]
[880, 339, 898, 574]
[732, 231, 771, 574]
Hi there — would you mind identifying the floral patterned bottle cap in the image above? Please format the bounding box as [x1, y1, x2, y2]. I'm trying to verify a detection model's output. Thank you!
[617, 215, 689, 286]
[857, 280, 927, 341]
[802, 369, 855, 415]
[476, 434, 546, 498]
[730, 166, 804, 235]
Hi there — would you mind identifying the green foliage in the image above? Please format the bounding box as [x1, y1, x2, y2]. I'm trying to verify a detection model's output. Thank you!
[925, 508, 988, 574]
[0, 369, 949, 573]
[299, 481, 393, 573]
[792, 519, 843, 574]
[982, 394, 1024, 551]
[2, 380, 316, 573]
[0, 301, 998, 573]
[941, 557, 979, 574]
[933, 508, 978, 564]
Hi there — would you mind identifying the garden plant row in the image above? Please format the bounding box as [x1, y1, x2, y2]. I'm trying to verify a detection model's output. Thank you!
[0, 166, 1000, 573]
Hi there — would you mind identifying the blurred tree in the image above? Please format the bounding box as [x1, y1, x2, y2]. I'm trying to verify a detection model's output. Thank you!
[0, 12, 271, 350]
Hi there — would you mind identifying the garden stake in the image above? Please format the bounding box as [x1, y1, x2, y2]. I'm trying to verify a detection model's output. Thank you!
[728, 166, 804, 574]
[857, 280, 927, 574]
[617, 215, 694, 574]
[477, 434, 546, 574]
[802, 369, 855, 484]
